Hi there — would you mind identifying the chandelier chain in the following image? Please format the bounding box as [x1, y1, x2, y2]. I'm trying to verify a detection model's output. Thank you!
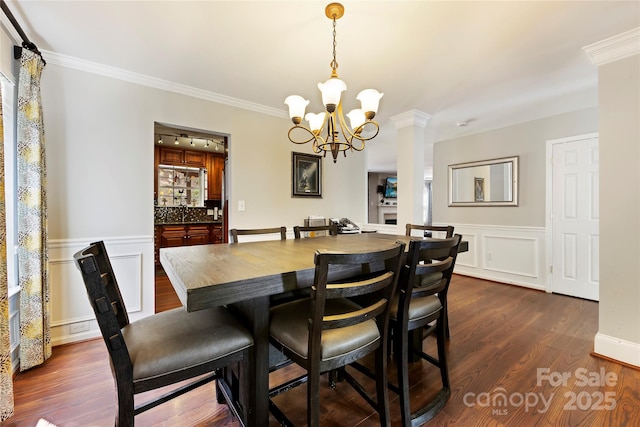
[330, 17, 338, 75]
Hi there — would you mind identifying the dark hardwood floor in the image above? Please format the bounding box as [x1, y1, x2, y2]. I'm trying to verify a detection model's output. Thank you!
[6, 271, 640, 426]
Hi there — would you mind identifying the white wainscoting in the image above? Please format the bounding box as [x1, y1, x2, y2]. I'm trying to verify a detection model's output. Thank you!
[48, 236, 155, 346]
[443, 223, 547, 291]
[364, 222, 546, 290]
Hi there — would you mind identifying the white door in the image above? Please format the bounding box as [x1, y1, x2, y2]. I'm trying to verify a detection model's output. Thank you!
[551, 135, 599, 300]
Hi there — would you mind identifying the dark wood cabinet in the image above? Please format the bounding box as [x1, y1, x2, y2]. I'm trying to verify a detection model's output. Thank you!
[211, 224, 223, 244]
[159, 147, 207, 168]
[155, 223, 223, 265]
[208, 154, 224, 200]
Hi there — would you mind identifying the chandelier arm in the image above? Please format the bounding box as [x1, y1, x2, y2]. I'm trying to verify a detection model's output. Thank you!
[287, 125, 320, 145]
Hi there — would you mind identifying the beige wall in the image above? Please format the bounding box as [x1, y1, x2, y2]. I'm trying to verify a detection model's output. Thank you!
[597, 53, 640, 356]
[432, 108, 598, 227]
[42, 63, 367, 241]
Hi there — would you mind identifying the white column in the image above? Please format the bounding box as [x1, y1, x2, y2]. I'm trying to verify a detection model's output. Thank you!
[391, 110, 432, 231]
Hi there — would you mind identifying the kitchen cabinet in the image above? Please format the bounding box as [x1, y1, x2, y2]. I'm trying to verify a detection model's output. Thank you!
[159, 147, 207, 168]
[155, 223, 222, 265]
[159, 224, 211, 247]
[210, 224, 223, 244]
[208, 153, 224, 200]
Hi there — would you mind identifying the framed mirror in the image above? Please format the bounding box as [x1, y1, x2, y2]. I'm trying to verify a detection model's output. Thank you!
[448, 156, 518, 206]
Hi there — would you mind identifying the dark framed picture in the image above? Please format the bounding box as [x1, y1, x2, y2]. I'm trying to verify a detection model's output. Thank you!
[474, 177, 485, 202]
[292, 152, 322, 198]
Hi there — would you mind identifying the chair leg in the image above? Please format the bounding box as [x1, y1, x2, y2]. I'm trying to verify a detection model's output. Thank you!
[395, 323, 412, 427]
[115, 384, 135, 427]
[307, 364, 321, 427]
[444, 301, 451, 339]
[436, 317, 450, 389]
[375, 343, 391, 427]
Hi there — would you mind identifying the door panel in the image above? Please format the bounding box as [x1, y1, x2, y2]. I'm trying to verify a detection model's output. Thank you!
[551, 136, 599, 300]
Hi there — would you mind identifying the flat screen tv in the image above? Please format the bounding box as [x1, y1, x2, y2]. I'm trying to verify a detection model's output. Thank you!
[384, 177, 397, 198]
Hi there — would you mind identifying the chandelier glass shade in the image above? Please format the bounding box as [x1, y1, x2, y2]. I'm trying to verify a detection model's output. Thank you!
[285, 3, 383, 163]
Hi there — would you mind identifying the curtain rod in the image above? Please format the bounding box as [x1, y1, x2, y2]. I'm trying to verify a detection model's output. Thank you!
[0, 0, 46, 65]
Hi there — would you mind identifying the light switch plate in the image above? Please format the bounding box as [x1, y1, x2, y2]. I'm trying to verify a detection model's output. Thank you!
[238, 200, 246, 211]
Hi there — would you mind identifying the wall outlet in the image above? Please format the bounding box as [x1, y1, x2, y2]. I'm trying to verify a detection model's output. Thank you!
[238, 200, 246, 211]
[487, 252, 493, 260]
[69, 321, 90, 334]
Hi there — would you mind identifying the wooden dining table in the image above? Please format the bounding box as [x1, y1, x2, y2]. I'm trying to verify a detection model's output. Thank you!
[160, 232, 467, 426]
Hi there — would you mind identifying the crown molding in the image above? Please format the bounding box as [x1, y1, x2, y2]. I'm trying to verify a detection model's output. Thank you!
[41, 49, 288, 119]
[583, 27, 640, 66]
[390, 109, 432, 129]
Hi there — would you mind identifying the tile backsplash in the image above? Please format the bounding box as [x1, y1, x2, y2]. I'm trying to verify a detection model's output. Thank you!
[154, 206, 219, 223]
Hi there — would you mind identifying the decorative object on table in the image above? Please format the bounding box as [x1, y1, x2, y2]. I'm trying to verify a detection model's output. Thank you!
[292, 152, 322, 197]
[284, 3, 383, 163]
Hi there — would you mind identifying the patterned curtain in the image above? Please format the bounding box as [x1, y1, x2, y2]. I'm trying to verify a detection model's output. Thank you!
[0, 83, 15, 421]
[17, 49, 50, 371]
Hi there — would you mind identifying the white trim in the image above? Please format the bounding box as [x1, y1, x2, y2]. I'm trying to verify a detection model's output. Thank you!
[49, 235, 153, 249]
[583, 27, 640, 66]
[594, 332, 640, 368]
[390, 110, 432, 128]
[41, 49, 288, 119]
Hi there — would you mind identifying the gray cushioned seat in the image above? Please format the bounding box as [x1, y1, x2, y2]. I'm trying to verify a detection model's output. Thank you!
[123, 307, 253, 382]
[270, 298, 380, 362]
[390, 271, 443, 322]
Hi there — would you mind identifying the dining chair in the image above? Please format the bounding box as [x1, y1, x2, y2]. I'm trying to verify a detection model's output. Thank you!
[391, 235, 462, 427]
[293, 223, 338, 238]
[405, 223, 455, 339]
[268, 242, 406, 427]
[405, 223, 454, 238]
[73, 241, 254, 426]
[230, 226, 287, 243]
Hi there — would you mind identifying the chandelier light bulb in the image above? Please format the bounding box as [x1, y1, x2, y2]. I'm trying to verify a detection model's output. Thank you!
[346, 109, 366, 131]
[305, 112, 326, 133]
[357, 89, 384, 118]
[318, 77, 347, 112]
[284, 95, 310, 124]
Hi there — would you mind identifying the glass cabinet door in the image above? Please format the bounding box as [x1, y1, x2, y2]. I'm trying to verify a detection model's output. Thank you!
[157, 165, 207, 207]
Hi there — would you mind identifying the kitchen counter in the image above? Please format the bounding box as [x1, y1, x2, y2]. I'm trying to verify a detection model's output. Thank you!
[155, 220, 223, 226]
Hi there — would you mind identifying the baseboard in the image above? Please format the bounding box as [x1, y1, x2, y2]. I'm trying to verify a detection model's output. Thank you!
[593, 332, 640, 368]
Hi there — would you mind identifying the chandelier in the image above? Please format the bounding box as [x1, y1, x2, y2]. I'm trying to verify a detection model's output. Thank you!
[285, 3, 383, 163]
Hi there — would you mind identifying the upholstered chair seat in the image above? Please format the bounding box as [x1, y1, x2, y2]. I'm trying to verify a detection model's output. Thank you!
[270, 298, 379, 362]
[123, 307, 253, 383]
[389, 272, 443, 322]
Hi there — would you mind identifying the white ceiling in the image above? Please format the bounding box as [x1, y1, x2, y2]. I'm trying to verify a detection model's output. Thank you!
[6, 1, 640, 174]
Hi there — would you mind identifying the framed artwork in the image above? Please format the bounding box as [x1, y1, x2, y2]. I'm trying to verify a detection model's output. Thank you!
[292, 152, 322, 198]
[474, 177, 485, 202]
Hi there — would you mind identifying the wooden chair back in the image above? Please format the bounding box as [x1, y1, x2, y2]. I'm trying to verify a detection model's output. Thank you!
[74, 241, 130, 343]
[293, 224, 338, 239]
[405, 223, 454, 238]
[398, 235, 461, 330]
[310, 242, 405, 370]
[230, 226, 287, 243]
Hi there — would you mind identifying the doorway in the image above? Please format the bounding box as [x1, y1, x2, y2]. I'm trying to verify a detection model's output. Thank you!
[153, 122, 229, 311]
[546, 133, 599, 301]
